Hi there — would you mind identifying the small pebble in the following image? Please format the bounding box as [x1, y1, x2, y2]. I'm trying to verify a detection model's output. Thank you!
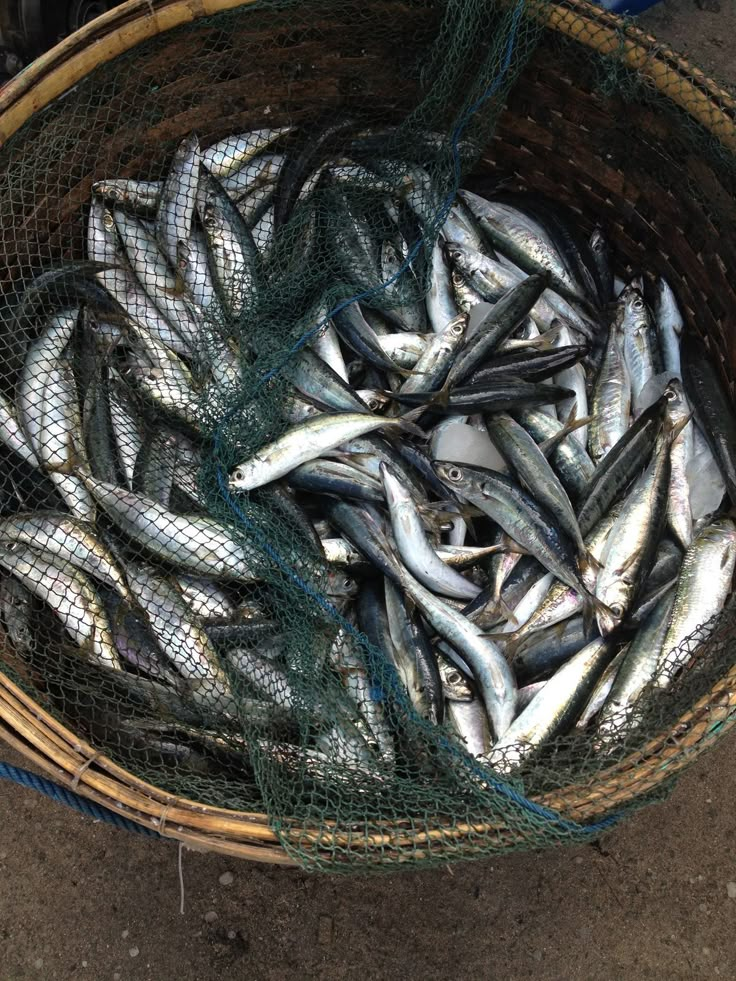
[121, 930, 129, 939]
[34, 960, 43, 970]
[318, 915, 334, 945]
[727, 881, 736, 899]
[129, 947, 139, 959]
[219, 871, 234, 886]
[82, 961, 88, 968]
[113, 974, 121, 981]
[204, 911, 218, 924]
[703, 948, 711, 956]
[227, 930, 236, 940]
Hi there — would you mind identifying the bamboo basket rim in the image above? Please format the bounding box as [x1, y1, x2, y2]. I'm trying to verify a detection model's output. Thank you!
[0, 0, 734, 866]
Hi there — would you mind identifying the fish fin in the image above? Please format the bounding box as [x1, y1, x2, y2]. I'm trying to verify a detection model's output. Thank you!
[666, 413, 692, 444]
[538, 405, 592, 457]
[481, 628, 517, 646]
[496, 596, 520, 626]
[387, 406, 426, 440]
[526, 321, 565, 351]
[419, 501, 482, 521]
[583, 590, 614, 628]
[578, 548, 604, 577]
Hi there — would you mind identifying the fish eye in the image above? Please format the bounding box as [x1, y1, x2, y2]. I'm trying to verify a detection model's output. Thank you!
[664, 387, 677, 401]
[448, 671, 461, 685]
[445, 466, 464, 483]
[342, 577, 354, 590]
[609, 603, 623, 618]
[632, 297, 645, 311]
[368, 398, 380, 411]
[233, 469, 245, 481]
[450, 321, 465, 336]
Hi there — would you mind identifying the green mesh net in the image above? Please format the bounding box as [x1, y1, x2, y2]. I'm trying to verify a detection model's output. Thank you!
[0, 0, 735, 870]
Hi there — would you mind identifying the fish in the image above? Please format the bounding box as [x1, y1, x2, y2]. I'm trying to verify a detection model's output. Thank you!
[577, 392, 668, 537]
[664, 378, 694, 550]
[381, 463, 480, 600]
[384, 579, 444, 723]
[654, 277, 684, 379]
[594, 427, 675, 634]
[229, 412, 415, 491]
[654, 518, 736, 687]
[0, 544, 120, 669]
[79, 474, 261, 583]
[487, 636, 618, 772]
[398, 566, 518, 739]
[197, 170, 260, 319]
[588, 320, 631, 464]
[680, 333, 736, 506]
[459, 191, 588, 304]
[513, 407, 595, 504]
[443, 274, 549, 389]
[435, 462, 603, 614]
[484, 413, 592, 575]
[156, 134, 201, 281]
[597, 588, 676, 739]
[619, 285, 659, 413]
[387, 378, 575, 415]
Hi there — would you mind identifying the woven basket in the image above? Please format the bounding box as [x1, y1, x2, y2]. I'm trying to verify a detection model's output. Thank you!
[0, 0, 735, 867]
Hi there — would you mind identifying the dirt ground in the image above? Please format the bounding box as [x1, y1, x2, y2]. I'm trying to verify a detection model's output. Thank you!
[1, 5, 736, 980]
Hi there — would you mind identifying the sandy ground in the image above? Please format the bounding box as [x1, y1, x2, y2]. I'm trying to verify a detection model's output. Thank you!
[1, 5, 735, 980]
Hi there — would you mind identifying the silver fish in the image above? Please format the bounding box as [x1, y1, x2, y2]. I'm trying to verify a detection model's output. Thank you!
[597, 589, 676, 738]
[156, 134, 201, 278]
[619, 285, 658, 413]
[381, 464, 480, 601]
[486, 636, 616, 773]
[0, 544, 119, 669]
[80, 474, 260, 583]
[398, 566, 517, 739]
[654, 277, 683, 379]
[589, 322, 631, 464]
[229, 412, 409, 491]
[655, 518, 736, 687]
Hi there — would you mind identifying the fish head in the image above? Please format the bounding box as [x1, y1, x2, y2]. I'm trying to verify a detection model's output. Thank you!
[325, 570, 359, 598]
[379, 461, 409, 509]
[595, 586, 627, 636]
[228, 462, 256, 491]
[444, 243, 477, 276]
[620, 283, 648, 320]
[355, 389, 390, 413]
[663, 377, 685, 406]
[444, 314, 468, 342]
[433, 460, 470, 490]
[589, 227, 607, 256]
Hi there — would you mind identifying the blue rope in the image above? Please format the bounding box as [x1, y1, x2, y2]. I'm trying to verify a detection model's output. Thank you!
[210, 0, 622, 839]
[0, 760, 161, 837]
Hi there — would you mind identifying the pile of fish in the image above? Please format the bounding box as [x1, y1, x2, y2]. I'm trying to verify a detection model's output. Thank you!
[1, 123, 735, 784]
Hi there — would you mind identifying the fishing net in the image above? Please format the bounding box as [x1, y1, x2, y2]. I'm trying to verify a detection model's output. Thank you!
[0, 0, 735, 870]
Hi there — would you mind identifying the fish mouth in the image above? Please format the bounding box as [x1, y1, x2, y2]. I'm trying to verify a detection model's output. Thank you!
[596, 608, 621, 637]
